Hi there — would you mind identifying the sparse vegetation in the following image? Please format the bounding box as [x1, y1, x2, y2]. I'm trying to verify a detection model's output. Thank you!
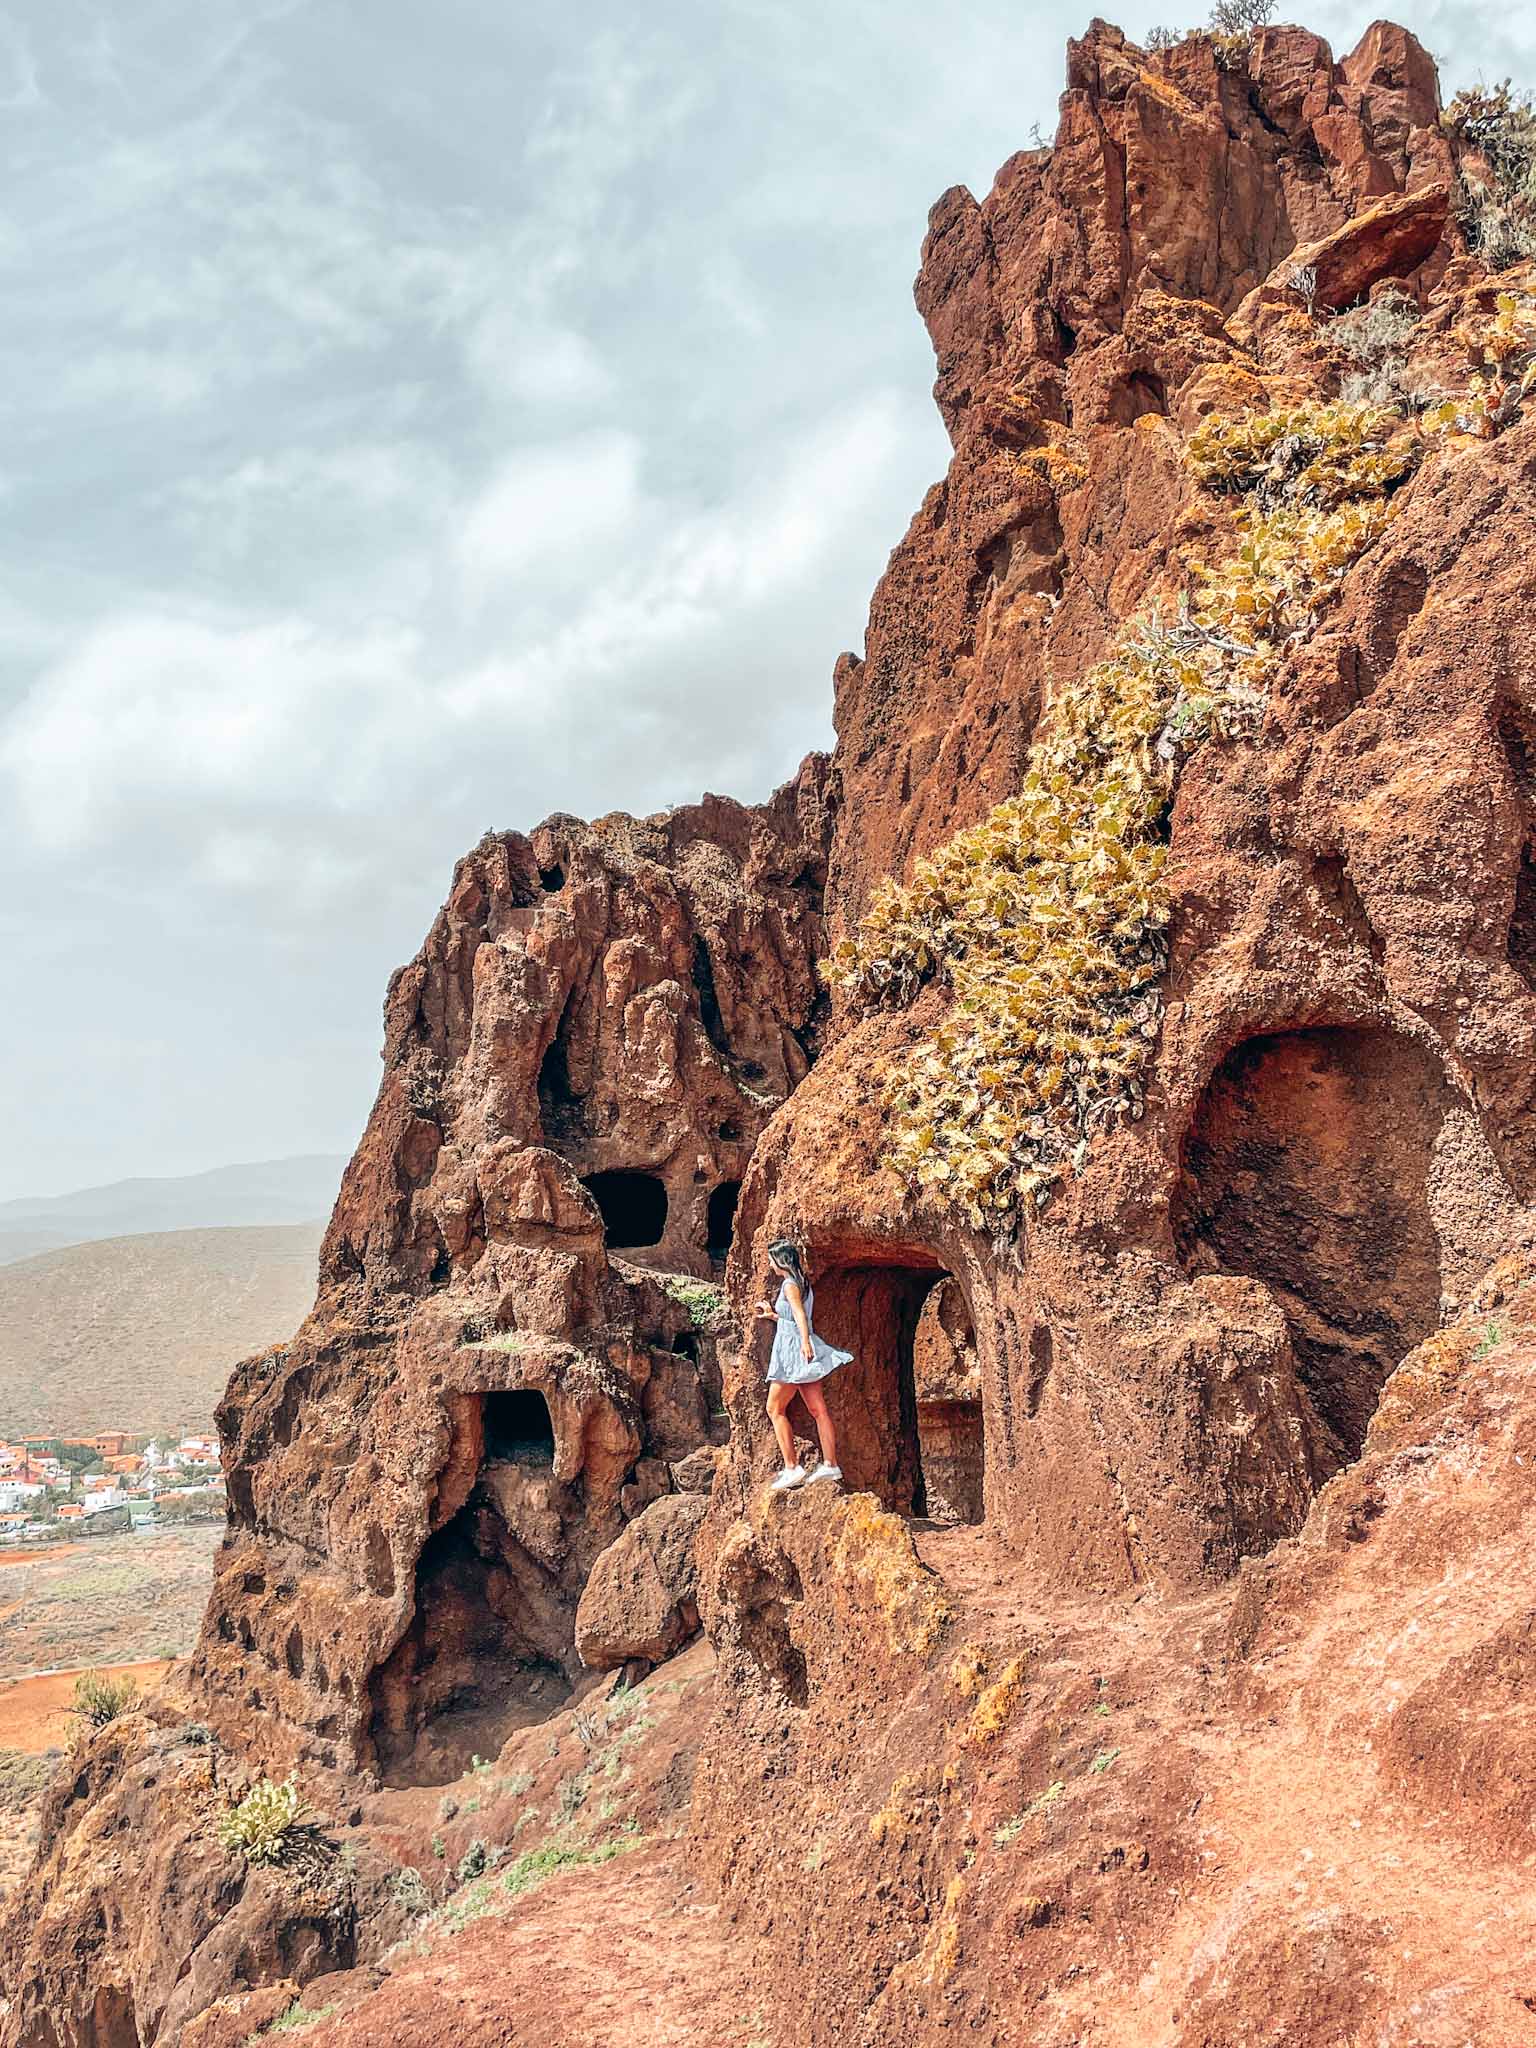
[1025, 1779, 1067, 1817]
[1445, 83, 1536, 268]
[256, 2001, 335, 2039]
[837, 378, 1515, 1231]
[659, 1275, 727, 1327]
[993, 1814, 1028, 1846]
[1285, 262, 1320, 313]
[1475, 1319, 1506, 1358]
[388, 1865, 431, 1916]
[455, 1838, 488, 1883]
[0, 1747, 55, 1813]
[218, 1776, 311, 1865]
[68, 1669, 138, 1732]
[1089, 1747, 1121, 1773]
[1208, 0, 1274, 31]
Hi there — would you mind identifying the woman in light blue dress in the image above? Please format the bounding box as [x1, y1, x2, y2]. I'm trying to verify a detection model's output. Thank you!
[754, 1240, 852, 1493]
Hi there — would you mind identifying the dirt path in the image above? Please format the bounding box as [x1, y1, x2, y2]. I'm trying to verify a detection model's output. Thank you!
[316, 1844, 768, 2048]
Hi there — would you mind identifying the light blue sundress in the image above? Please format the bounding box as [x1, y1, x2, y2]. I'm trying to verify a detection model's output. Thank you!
[765, 1279, 854, 1386]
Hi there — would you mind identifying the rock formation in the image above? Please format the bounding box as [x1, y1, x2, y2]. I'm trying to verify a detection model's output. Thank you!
[191, 776, 830, 1786]
[7, 18, 1536, 2048]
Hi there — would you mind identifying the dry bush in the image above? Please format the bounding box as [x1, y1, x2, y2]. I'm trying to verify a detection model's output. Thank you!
[1445, 83, 1536, 268]
[68, 1670, 138, 1733]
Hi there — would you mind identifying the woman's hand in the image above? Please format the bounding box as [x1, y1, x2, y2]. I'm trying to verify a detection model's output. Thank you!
[753, 1300, 776, 1321]
[801, 1337, 814, 1364]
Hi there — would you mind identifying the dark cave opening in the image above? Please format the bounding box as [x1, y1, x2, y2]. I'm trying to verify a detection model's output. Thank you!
[1509, 843, 1536, 991]
[692, 937, 732, 1057]
[807, 1255, 982, 1520]
[483, 1387, 555, 1465]
[1173, 1024, 1453, 1468]
[366, 1484, 571, 1787]
[582, 1169, 668, 1248]
[706, 1181, 741, 1264]
[537, 997, 586, 1146]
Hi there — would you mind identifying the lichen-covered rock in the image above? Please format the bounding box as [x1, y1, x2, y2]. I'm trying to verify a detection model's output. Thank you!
[575, 1491, 709, 1669]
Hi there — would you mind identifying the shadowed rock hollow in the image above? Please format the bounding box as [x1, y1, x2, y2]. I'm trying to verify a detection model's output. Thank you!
[7, 18, 1536, 2048]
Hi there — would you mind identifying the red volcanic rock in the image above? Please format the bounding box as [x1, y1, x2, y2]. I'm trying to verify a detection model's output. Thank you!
[574, 1490, 708, 1669]
[1229, 181, 1451, 339]
[185, 767, 830, 1788]
[8, 18, 1536, 2048]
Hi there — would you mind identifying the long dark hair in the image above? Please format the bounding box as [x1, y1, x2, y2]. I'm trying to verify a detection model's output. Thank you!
[767, 1239, 807, 1290]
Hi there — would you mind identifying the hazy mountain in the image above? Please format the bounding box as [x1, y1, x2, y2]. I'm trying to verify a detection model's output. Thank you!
[0, 1155, 345, 1267]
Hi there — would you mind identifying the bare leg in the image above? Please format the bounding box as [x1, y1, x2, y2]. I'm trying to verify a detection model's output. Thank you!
[767, 1383, 799, 1468]
[799, 1382, 839, 1469]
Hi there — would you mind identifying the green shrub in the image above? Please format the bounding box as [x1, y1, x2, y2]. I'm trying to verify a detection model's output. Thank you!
[388, 1865, 431, 1916]
[838, 398, 1431, 1231]
[218, 1776, 310, 1864]
[1332, 291, 1420, 367]
[256, 2000, 335, 2038]
[456, 1839, 488, 1883]
[69, 1670, 138, 1732]
[0, 1748, 54, 1814]
[660, 1276, 726, 1327]
[1445, 84, 1536, 268]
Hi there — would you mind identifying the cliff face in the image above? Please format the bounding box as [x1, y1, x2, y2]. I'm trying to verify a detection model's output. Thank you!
[7, 19, 1536, 2048]
[194, 768, 831, 1785]
[708, 19, 1531, 1592]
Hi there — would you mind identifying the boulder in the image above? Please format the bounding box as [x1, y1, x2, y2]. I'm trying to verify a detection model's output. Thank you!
[575, 1493, 709, 1669]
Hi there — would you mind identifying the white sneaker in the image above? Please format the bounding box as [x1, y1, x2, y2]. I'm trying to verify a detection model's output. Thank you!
[807, 1464, 842, 1486]
[770, 1466, 807, 1493]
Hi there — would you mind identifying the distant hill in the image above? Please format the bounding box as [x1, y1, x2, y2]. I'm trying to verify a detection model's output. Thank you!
[0, 1155, 346, 1267]
[0, 1223, 325, 1438]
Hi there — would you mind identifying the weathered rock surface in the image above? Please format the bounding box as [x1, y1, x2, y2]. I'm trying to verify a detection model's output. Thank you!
[6, 17, 1536, 2048]
[181, 773, 828, 1794]
[574, 1492, 708, 1669]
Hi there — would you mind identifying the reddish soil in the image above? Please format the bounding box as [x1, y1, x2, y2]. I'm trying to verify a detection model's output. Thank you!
[312, 1844, 767, 2048]
[0, 1660, 171, 1753]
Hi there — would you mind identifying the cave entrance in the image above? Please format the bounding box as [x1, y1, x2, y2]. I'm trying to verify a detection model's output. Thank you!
[1173, 1024, 1454, 1470]
[367, 1392, 571, 1786]
[807, 1255, 982, 1522]
[582, 1169, 667, 1248]
[706, 1181, 740, 1265]
[912, 1277, 985, 1525]
[484, 1387, 555, 1464]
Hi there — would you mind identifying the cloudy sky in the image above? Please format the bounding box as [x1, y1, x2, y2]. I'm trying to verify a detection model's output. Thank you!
[1, 0, 1530, 1201]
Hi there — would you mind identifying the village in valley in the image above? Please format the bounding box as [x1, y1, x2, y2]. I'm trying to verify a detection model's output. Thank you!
[0, 1430, 225, 1544]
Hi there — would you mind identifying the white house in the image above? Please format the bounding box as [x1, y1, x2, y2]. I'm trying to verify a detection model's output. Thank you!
[0, 1480, 45, 1511]
[81, 1487, 124, 1514]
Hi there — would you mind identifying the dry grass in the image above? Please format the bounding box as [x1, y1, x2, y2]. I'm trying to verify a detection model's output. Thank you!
[0, 1223, 320, 1437]
[830, 1496, 956, 1659]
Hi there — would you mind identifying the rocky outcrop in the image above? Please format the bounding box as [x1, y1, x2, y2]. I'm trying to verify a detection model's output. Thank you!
[190, 768, 831, 1787]
[710, 14, 1530, 1596]
[574, 1491, 708, 1670]
[8, 17, 1536, 2048]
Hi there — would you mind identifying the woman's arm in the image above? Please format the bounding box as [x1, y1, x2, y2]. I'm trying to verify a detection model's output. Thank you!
[784, 1279, 814, 1362]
